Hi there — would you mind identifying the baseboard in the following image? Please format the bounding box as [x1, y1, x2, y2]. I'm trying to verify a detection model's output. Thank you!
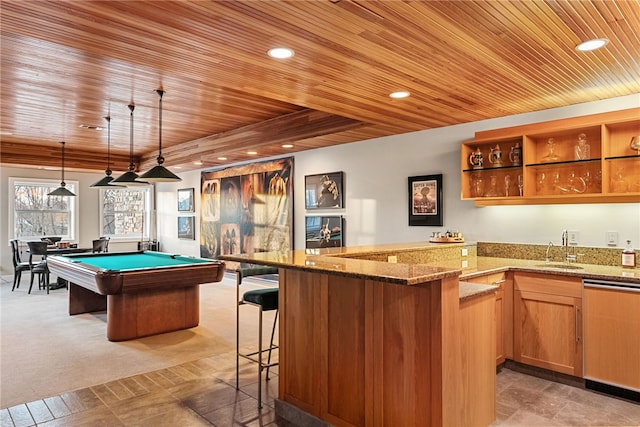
[585, 380, 640, 403]
[275, 399, 332, 427]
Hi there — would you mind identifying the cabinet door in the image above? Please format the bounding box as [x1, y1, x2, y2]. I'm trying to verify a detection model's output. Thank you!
[467, 272, 511, 365]
[514, 290, 582, 376]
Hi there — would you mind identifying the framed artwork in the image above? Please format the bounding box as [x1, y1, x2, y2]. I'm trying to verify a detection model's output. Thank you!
[305, 215, 343, 248]
[178, 216, 195, 239]
[408, 174, 443, 226]
[200, 157, 294, 262]
[305, 171, 344, 209]
[177, 188, 195, 212]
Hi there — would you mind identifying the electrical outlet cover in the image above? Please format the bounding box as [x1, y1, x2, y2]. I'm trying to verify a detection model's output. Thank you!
[606, 231, 618, 246]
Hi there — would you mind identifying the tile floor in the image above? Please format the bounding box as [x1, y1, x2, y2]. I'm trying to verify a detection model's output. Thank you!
[2, 352, 638, 426]
[1, 274, 638, 426]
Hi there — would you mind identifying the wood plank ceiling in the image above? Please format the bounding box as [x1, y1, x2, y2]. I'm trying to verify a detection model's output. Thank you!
[1, 1, 639, 173]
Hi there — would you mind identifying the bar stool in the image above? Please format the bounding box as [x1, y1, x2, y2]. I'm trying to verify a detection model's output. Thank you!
[236, 266, 279, 409]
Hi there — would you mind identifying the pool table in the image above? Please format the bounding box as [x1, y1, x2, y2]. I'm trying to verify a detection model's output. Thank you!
[47, 251, 226, 341]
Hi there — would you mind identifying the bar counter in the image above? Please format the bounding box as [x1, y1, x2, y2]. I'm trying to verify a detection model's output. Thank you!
[221, 242, 497, 427]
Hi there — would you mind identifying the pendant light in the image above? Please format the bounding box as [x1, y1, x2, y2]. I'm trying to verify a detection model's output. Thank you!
[48, 141, 76, 197]
[112, 103, 148, 186]
[90, 114, 123, 188]
[138, 89, 182, 182]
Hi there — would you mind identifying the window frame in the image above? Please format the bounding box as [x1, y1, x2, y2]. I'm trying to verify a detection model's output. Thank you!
[99, 186, 152, 242]
[9, 177, 79, 241]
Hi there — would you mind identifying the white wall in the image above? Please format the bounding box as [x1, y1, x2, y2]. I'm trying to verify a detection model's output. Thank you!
[0, 167, 145, 273]
[2, 94, 639, 274]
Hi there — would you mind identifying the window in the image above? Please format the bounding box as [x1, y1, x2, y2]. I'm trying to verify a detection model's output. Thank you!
[10, 177, 78, 240]
[100, 187, 151, 240]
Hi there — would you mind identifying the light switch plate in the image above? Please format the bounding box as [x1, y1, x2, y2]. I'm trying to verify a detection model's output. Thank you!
[606, 231, 618, 246]
[461, 248, 468, 257]
[568, 230, 579, 245]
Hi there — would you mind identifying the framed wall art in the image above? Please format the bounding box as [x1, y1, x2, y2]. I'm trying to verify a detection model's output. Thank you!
[305, 215, 343, 249]
[408, 174, 443, 226]
[200, 157, 294, 261]
[177, 188, 195, 212]
[178, 216, 195, 240]
[305, 171, 344, 209]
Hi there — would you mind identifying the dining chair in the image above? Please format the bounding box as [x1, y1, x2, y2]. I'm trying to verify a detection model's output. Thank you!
[26, 241, 50, 294]
[10, 239, 31, 291]
[92, 238, 109, 253]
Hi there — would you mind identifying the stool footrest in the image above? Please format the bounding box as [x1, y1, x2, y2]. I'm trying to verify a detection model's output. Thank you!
[239, 352, 279, 370]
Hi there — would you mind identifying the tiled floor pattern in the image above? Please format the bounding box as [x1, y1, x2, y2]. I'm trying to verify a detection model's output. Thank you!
[2, 355, 639, 427]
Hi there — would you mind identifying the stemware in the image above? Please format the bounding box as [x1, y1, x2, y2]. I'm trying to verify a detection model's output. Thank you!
[517, 174, 523, 196]
[630, 135, 640, 155]
[541, 138, 560, 163]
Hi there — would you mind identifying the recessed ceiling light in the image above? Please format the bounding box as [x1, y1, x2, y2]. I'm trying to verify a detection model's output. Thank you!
[247, 151, 258, 155]
[268, 47, 294, 59]
[79, 124, 104, 130]
[282, 144, 294, 148]
[576, 38, 608, 52]
[217, 156, 227, 161]
[389, 91, 410, 99]
[193, 161, 203, 165]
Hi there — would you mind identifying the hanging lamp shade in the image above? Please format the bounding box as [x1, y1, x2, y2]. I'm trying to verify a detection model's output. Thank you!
[90, 115, 124, 188]
[112, 103, 148, 186]
[48, 141, 76, 197]
[138, 89, 182, 182]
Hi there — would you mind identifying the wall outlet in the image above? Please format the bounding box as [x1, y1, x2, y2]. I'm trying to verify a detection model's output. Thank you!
[461, 248, 468, 257]
[388, 255, 397, 263]
[568, 230, 579, 245]
[606, 231, 618, 247]
[461, 260, 468, 268]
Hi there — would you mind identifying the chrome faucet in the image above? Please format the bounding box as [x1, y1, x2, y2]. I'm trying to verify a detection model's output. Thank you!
[545, 241, 554, 263]
[562, 229, 578, 263]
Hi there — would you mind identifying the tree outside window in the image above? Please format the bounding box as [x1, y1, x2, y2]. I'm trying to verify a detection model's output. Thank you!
[12, 179, 76, 240]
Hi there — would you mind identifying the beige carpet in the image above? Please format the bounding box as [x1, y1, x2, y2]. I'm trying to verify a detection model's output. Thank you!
[0, 272, 277, 409]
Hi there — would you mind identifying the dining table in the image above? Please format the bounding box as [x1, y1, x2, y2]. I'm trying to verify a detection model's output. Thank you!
[28, 245, 93, 289]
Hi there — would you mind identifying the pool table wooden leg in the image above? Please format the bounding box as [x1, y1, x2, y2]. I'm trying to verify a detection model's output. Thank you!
[106, 286, 200, 341]
[69, 283, 107, 315]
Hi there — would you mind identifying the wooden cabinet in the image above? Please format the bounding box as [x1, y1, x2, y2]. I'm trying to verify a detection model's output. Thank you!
[513, 272, 583, 376]
[583, 282, 640, 391]
[461, 108, 640, 205]
[468, 271, 513, 365]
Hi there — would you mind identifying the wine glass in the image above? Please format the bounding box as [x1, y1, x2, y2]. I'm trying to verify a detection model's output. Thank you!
[630, 135, 640, 155]
[517, 174, 523, 196]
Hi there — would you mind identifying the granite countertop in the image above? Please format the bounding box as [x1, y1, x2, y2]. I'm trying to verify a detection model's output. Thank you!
[219, 250, 461, 285]
[460, 257, 640, 286]
[220, 243, 640, 303]
[459, 281, 500, 302]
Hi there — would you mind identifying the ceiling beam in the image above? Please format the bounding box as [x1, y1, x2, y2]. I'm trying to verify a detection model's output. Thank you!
[138, 109, 367, 171]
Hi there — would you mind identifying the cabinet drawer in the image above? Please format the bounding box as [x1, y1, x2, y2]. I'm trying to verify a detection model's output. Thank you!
[514, 272, 581, 297]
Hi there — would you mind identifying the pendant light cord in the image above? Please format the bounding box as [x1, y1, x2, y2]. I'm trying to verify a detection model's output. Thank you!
[156, 89, 165, 165]
[60, 141, 66, 186]
[105, 115, 112, 176]
[128, 103, 135, 172]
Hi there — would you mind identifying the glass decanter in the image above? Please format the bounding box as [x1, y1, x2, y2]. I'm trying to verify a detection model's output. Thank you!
[574, 133, 590, 160]
[541, 138, 560, 163]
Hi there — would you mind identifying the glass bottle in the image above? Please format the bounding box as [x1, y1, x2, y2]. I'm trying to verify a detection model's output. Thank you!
[622, 240, 636, 268]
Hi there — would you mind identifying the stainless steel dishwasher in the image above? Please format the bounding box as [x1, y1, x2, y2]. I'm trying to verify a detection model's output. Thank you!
[583, 279, 640, 401]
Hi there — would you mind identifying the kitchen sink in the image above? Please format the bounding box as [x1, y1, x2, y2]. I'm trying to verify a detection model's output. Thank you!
[535, 263, 584, 270]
